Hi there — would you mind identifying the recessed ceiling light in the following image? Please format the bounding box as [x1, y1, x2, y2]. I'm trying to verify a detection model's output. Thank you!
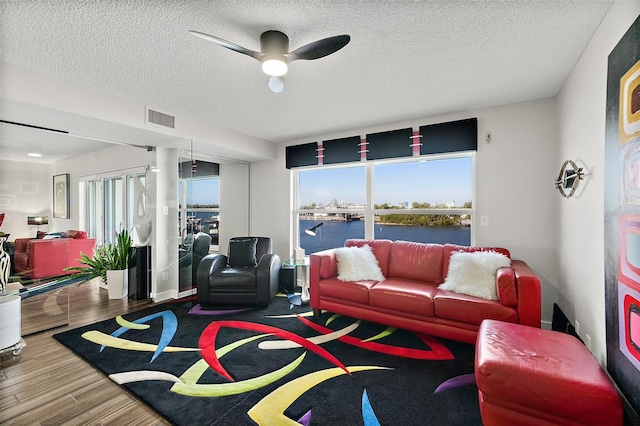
[27, 152, 42, 157]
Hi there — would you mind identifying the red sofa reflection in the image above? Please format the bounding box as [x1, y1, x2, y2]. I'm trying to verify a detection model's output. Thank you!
[14, 236, 96, 279]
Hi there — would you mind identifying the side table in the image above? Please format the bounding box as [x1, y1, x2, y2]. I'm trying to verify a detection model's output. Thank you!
[283, 256, 310, 304]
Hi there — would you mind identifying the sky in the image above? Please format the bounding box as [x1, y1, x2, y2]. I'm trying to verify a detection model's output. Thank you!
[183, 157, 473, 207]
[184, 178, 220, 205]
[299, 157, 472, 207]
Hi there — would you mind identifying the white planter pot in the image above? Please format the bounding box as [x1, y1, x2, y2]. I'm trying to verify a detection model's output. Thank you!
[107, 269, 128, 299]
[0, 294, 21, 351]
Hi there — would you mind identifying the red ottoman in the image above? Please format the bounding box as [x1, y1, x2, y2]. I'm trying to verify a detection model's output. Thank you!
[475, 319, 623, 426]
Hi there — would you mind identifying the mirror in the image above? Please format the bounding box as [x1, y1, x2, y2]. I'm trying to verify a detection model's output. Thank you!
[178, 158, 220, 293]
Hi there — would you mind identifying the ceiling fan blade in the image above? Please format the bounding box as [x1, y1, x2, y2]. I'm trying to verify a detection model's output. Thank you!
[189, 30, 262, 60]
[286, 35, 351, 61]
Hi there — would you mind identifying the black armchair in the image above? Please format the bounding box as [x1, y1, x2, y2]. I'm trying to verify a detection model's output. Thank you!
[196, 236, 282, 307]
[179, 232, 212, 290]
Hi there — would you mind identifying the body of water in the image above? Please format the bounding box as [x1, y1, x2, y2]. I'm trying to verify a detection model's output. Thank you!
[185, 214, 471, 253]
[299, 219, 470, 253]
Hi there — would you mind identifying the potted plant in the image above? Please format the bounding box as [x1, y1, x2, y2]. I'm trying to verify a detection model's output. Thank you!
[66, 229, 132, 299]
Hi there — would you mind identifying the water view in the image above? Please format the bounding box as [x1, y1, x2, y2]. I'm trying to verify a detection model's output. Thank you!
[299, 219, 470, 253]
[185, 213, 471, 254]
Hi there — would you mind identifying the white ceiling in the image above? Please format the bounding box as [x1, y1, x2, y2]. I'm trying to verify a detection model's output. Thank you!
[0, 0, 613, 163]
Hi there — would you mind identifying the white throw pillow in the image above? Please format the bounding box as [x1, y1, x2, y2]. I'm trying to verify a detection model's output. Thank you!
[335, 244, 385, 282]
[438, 251, 511, 300]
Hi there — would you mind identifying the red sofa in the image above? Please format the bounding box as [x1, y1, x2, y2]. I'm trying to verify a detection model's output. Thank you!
[14, 236, 96, 279]
[309, 239, 541, 344]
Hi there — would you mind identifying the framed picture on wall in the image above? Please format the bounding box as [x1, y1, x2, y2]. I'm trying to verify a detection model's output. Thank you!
[53, 173, 70, 219]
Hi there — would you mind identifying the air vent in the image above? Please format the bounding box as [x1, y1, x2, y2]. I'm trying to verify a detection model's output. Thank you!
[147, 108, 175, 129]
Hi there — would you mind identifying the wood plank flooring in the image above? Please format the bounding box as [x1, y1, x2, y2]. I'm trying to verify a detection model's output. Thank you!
[0, 280, 170, 425]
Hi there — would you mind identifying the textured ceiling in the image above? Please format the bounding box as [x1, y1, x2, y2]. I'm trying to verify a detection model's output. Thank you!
[0, 0, 613, 161]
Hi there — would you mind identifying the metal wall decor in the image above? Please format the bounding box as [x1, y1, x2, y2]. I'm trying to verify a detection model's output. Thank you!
[556, 159, 587, 198]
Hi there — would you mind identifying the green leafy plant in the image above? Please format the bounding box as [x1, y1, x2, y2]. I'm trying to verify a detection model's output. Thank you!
[66, 229, 132, 284]
[109, 228, 133, 270]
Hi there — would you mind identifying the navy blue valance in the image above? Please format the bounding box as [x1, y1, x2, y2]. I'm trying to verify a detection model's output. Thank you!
[285, 118, 477, 169]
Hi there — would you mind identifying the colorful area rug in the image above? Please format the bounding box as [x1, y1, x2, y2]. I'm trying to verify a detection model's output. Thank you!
[53, 297, 481, 425]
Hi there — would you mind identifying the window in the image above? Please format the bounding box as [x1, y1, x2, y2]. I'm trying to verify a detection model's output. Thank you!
[373, 157, 472, 245]
[296, 154, 473, 252]
[103, 177, 123, 243]
[87, 180, 102, 243]
[298, 166, 365, 252]
[85, 171, 147, 245]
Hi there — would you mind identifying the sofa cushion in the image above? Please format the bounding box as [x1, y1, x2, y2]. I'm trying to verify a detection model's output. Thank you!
[433, 290, 518, 324]
[438, 251, 511, 300]
[42, 234, 63, 240]
[388, 241, 444, 283]
[68, 229, 88, 239]
[345, 239, 392, 276]
[335, 244, 385, 282]
[315, 277, 376, 305]
[210, 267, 257, 289]
[228, 238, 258, 267]
[369, 278, 437, 317]
[442, 244, 510, 278]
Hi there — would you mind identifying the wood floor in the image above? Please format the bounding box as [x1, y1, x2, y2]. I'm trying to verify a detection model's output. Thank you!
[0, 280, 171, 425]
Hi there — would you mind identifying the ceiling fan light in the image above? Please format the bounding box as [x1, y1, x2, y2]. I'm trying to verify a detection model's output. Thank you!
[262, 57, 288, 76]
[268, 76, 285, 93]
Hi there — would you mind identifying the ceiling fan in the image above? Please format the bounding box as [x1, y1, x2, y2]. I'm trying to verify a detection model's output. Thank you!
[189, 29, 351, 93]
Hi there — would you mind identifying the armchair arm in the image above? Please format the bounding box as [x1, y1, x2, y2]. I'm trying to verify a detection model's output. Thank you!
[309, 249, 338, 307]
[256, 254, 282, 306]
[511, 259, 542, 328]
[14, 238, 32, 253]
[196, 254, 228, 306]
[196, 254, 227, 280]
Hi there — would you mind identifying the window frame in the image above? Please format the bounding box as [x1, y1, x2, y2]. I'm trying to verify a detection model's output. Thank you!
[81, 167, 147, 245]
[293, 151, 475, 247]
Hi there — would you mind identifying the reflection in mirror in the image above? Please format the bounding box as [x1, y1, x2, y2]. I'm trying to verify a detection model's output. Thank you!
[131, 174, 151, 246]
[178, 158, 220, 293]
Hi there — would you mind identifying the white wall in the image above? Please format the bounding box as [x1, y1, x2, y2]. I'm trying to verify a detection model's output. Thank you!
[0, 159, 53, 238]
[252, 98, 560, 326]
[219, 163, 250, 252]
[557, 0, 640, 364]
